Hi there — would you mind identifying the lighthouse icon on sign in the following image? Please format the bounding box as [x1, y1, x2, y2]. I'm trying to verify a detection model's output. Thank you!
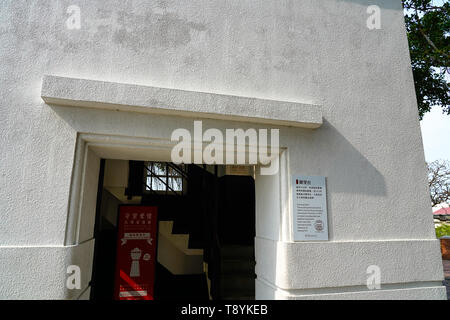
[130, 248, 142, 277]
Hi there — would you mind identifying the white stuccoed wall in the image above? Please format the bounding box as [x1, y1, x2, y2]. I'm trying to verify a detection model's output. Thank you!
[0, 0, 446, 299]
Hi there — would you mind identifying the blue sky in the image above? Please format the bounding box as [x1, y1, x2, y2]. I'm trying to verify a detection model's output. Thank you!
[420, 108, 450, 162]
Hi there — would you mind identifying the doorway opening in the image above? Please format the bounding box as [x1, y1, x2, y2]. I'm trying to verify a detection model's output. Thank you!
[90, 159, 256, 300]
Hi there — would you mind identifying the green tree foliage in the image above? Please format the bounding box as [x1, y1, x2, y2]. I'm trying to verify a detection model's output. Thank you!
[435, 224, 450, 238]
[403, 0, 449, 119]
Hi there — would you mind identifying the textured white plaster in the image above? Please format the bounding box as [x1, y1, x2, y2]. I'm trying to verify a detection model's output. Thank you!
[41, 75, 323, 128]
[255, 279, 447, 300]
[0, 240, 94, 300]
[255, 167, 281, 240]
[78, 149, 100, 243]
[103, 160, 129, 188]
[0, 0, 444, 299]
[255, 238, 445, 290]
[157, 221, 204, 275]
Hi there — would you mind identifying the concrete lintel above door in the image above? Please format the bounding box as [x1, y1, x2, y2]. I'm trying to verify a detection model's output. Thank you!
[41, 75, 323, 129]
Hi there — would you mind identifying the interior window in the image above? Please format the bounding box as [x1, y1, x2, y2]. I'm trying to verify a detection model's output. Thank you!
[145, 162, 183, 194]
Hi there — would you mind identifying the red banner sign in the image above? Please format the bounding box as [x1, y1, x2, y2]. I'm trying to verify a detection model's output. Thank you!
[114, 206, 158, 300]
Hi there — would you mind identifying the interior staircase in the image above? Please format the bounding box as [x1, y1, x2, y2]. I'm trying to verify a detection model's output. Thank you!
[157, 221, 204, 275]
[131, 162, 256, 300]
[219, 245, 256, 300]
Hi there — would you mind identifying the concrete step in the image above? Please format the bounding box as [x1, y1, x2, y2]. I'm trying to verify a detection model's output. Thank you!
[157, 221, 204, 275]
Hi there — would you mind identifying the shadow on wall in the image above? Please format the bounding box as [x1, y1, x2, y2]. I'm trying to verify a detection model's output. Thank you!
[313, 119, 387, 197]
[48, 103, 386, 197]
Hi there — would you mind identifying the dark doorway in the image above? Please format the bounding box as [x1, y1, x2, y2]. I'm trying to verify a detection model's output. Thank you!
[90, 160, 255, 300]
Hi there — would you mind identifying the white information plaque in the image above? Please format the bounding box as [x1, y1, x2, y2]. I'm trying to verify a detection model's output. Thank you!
[292, 175, 328, 241]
